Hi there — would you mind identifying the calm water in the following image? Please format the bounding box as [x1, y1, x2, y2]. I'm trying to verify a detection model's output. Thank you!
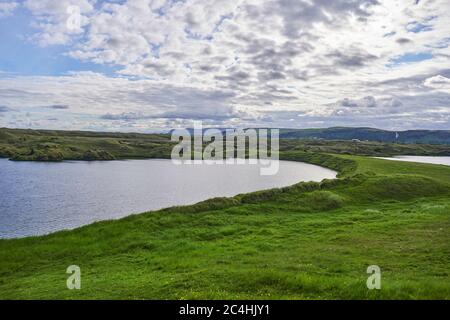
[377, 156, 450, 166]
[0, 158, 336, 238]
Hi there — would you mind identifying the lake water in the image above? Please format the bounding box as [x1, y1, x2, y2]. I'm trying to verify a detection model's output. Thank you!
[0, 158, 336, 238]
[377, 156, 450, 166]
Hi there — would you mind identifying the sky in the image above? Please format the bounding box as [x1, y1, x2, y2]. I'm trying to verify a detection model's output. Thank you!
[0, 0, 449, 132]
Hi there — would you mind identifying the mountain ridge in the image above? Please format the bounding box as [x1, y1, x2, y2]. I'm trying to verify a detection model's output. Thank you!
[2, 126, 450, 144]
[277, 127, 450, 144]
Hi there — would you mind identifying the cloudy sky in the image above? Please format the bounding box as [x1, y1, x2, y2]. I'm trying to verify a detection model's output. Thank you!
[0, 0, 449, 132]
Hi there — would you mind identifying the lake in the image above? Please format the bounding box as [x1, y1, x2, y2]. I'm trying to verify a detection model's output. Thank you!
[0, 158, 336, 238]
[377, 156, 450, 166]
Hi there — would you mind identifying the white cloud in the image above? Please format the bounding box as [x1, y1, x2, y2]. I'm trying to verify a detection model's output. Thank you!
[2, 0, 450, 130]
[0, 72, 261, 131]
[0, 1, 18, 17]
[24, 0, 94, 45]
[424, 75, 450, 92]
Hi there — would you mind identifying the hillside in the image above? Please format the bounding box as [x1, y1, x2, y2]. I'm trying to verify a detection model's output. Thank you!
[1, 127, 450, 161]
[0, 153, 449, 299]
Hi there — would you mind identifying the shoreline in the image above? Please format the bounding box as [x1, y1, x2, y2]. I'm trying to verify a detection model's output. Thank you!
[0, 157, 339, 239]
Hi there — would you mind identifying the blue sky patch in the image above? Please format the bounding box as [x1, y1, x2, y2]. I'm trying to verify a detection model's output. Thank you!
[406, 21, 433, 33]
[0, 8, 118, 77]
[389, 52, 434, 67]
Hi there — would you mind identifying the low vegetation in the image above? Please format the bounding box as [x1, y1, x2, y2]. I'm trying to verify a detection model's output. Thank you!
[1, 127, 450, 162]
[0, 145, 449, 299]
[0, 128, 174, 161]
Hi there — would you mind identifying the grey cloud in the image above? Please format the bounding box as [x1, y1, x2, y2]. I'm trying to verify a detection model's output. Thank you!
[305, 63, 341, 76]
[100, 106, 246, 122]
[0, 106, 12, 112]
[106, 37, 122, 49]
[184, 12, 200, 29]
[164, 51, 188, 60]
[384, 31, 396, 37]
[282, 40, 315, 57]
[396, 38, 412, 44]
[143, 61, 175, 77]
[361, 96, 376, 108]
[216, 35, 314, 89]
[257, 70, 286, 81]
[304, 46, 381, 79]
[202, 45, 213, 55]
[0, 88, 36, 98]
[325, 49, 378, 68]
[334, 96, 403, 112]
[290, 70, 309, 81]
[98, 84, 241, 123]
[43, 104, 70, 110]
[225, 0, 381, 84]
[215, 69, 251, 83]
[100, 112, 151, 121]
[255, 108, 445, 131]
[387, 98, 403, 108]
[365, 69, 450, 93]
[157, 107, 247, 121]
[244, 39, 312, 70]
[331, 92, 450, 121]
[397, 92, 450, 109]
[273, 0, 380, 39]
[339, 98, 359, 108]
[198, 64, 221, 72]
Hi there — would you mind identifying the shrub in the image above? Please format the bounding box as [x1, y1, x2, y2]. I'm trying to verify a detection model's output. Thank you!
[82, 149, 115, 160]
[287, 181, 321, 193]
[239, 188, 283, 204]
[301, 191, 345, 211]
[162, 197, 240, 214]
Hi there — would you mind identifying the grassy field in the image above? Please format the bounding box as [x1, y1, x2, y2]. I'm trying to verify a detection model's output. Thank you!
[0, 128, 174, 161]
[0, 150, 449, 299]
[1, 127, 450, 161]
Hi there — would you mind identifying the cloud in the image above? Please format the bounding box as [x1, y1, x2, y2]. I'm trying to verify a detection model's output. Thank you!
[0, 72, 250, 130]
[24, 0, 94, 46]
[0, 106, 12, 112]
[100, 112, 150, 121]
[324, 49, 379, 69]
[0, 0, 449, 131]
[396, 38, 412, 45]
[424, 75, 450, 91]
[0, 1, 18, 17]
[333, 96, 403, 113]
[42, 104, 70, 110]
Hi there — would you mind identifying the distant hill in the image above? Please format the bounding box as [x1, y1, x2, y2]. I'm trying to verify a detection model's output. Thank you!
[169, 127, 450, 144]
[2, 127, 450, 161]
[278, 127, 450, 145]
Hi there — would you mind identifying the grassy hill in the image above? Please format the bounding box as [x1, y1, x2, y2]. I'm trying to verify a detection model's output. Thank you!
[0, 127, 174, 161]
[0, 151, 449, 299]
[1, 127, 450, 161]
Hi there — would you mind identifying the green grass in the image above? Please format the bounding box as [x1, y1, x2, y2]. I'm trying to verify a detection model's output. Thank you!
[0, 128, 174, 161]
[0, 152, 449, 299]
[1, 127, 450, 162]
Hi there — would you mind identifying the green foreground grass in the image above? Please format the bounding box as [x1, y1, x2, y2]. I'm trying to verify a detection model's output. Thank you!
[0, 152, 449, 299]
